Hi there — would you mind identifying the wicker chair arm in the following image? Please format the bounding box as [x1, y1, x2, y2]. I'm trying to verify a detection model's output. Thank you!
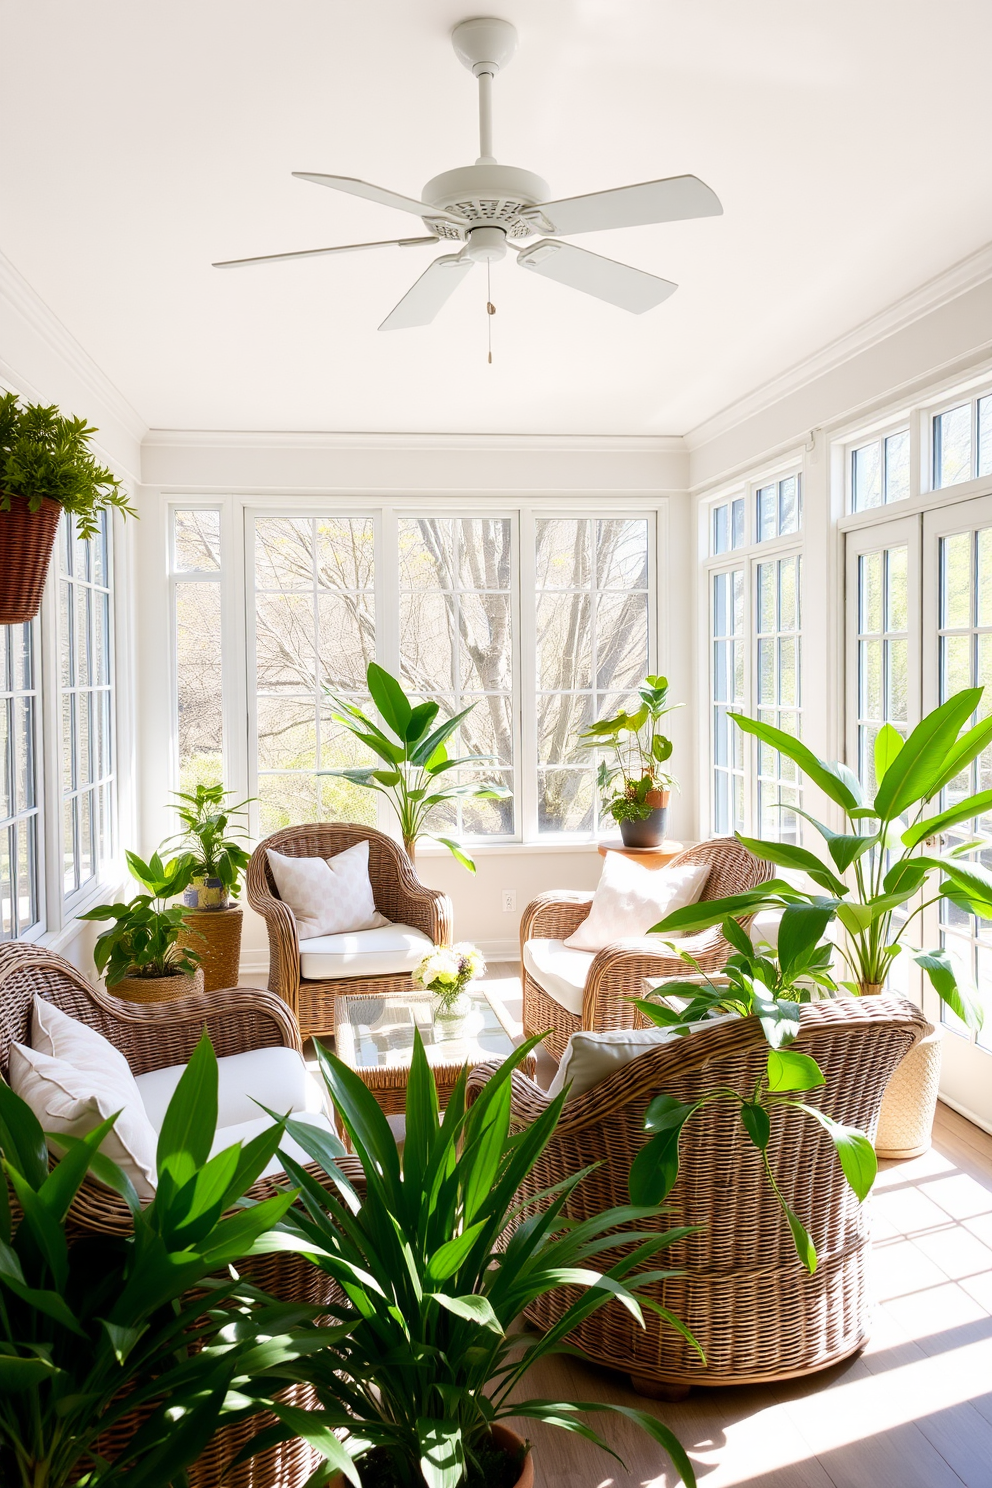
[246, 853, 302, 1006]
[466, 1060, 553, 1129]
[86, 984, 303, 1074]
[520, 891, 594, 947]
[390, 866, 454, 946]
[580, 929, 727, 1033]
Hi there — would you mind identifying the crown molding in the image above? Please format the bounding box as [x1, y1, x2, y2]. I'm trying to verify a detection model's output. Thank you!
[0, 249, 146, 448]
[142, 428, 686, 455]
[684, 239, 992, 454]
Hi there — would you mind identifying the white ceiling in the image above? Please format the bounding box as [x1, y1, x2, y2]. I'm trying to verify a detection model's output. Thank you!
[2, 0, 992, 437]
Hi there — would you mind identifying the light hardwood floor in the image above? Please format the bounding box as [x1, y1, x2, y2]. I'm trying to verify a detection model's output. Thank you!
[507, 1101, 992, 1488]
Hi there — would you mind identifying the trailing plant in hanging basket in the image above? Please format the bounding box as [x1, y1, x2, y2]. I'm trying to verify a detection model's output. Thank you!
[0, 393, 137, 623]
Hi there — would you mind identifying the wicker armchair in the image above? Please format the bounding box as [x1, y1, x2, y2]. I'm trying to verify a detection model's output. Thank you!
[522, 836, 773, 1062]
[469, 995, 929, 1396]
[246, 823, 453, 1038]
[0, 940, 364, 1488]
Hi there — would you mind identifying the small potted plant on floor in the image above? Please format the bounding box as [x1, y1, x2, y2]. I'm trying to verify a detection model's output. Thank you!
[580, 674, 680, 848]
[166, 782, 253, 991]
[250, 1033, 699, 1488]
[0, 392, 137, 624]
[79, 849, 203, 1002]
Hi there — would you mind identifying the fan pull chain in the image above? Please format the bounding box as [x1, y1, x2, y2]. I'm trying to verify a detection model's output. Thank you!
[486, 261, 495, 364]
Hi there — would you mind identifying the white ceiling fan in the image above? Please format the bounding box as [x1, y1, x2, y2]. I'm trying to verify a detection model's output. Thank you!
[213, 16, 723, 330]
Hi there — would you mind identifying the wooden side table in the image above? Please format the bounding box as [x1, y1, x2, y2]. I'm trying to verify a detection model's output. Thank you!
[597, 840, 684, 869]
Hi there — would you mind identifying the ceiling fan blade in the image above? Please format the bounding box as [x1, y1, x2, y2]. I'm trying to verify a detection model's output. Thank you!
[213, 236, 439, 268]
[529, 174, 722, 236]
[292, 173, 469, 226]
[379, 252, 475, 331]
[516, 239, 676, 313]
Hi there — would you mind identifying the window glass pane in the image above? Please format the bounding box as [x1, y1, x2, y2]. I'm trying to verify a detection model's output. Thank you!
[712, 504, 728, 555]
[942, 531, 972, 630]
[711, 567, 745, 835]
[731, 497, 745, 549]
[176, 582, 223, 789]
[757, 485, 776, 541]
[778, 476, 798, 535]
[536, 517, 649, 835]
[253, 516, 376, 834]
[174, 510, 221, 571]
[884, 431, 910, 503]
[853, 442, 882, 510]
[935, 404, 972, 488]
[60, 512, 115, 902]
[399, 518, 514, 838]
[1, 623, 41, 938]
[979, 397, 992, 479]
[754, 555, 802, 842]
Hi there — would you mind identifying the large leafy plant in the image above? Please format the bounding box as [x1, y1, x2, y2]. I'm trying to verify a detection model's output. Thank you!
[0, 393, 137, 541]
[244, 1033, 700, 1488]
[0, 1032, 324, 1488]
[579, 675, 680, 823]
[164, 783, 252, 896]
[79, 850, 200, 985]
[323, 662, 511, 871]
[655, 689, 992, 1028]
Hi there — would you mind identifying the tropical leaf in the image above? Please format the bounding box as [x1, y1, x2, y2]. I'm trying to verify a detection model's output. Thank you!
[765, 1049, 824, 1092]
[873, 688, 981, 819]
[913, 948, 984, 1030]
[366, 661, 413, 738]
[731, 713, 863, 812]
[874, 722, 904, 785]
[901, 789, 992, 849]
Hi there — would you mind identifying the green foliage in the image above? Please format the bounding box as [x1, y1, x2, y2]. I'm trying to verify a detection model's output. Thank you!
[0, 1032, 323, 1488]
[653, 694, 992, 1028]
[164, 782, 252, 896]
[247, 1033, 699, 1488]
[581, 675, 681, 814]
[633, 910, 836, 1051]
[78, 851, 200, 986]
[322, 662, 511, 872]
[631, 1043, 876, 1275]
[0, 393, 137, 541]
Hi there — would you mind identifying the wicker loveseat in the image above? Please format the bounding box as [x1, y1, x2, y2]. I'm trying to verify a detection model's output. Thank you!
[522, 836, 773, 1062]
[246, 822, 453, 1038]
[0, 940, 363, 1488]
[469, 995, 929, 1395]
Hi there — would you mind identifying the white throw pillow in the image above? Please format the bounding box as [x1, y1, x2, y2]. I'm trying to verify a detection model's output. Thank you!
[8, 1041, 158, 1200]
[563, 854, 711, 952]
[266, 840, 389, 940]
[31, 996, 139, 1089]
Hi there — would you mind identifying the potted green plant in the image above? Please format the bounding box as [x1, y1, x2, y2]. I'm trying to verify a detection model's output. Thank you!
[579, 675, 680, 848]
[0, 1032, 319, 1488]
[654, 690, 992, 1157]
[0, 393, 137, 624]
[165, 783, 253, 992]
[245, 1033, 700, 1488]
[79, 849, 203, 1002]
[323, 661, 511, 871]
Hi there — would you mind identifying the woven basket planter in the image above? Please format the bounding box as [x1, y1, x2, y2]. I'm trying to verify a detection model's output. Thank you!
[179, 906, 244, 993]
[110, 966, 205, 1004]
[325, 1424, 533, 1488]
[875, 1024, 943, 1160]
[0, 493, 63, 624]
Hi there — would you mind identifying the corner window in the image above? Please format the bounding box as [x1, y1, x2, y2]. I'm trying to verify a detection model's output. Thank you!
[0, 621, 41, 938]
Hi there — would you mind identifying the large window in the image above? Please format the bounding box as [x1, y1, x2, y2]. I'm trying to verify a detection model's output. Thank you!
[60, 513, 115, 903]
[706, 473, 803, 838]
[1, 622, 40, 939]
[535, 517, 650, 834]
[172, 509, 223, 792]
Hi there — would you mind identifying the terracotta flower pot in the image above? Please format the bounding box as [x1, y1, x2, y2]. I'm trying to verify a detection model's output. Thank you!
[109, 966, 205, 1004]
[326, 1424, 533, 1488]
[0, 493, 63, 624]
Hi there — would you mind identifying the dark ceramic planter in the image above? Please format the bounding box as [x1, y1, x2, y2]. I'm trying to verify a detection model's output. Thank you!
[620, 806, 669, 848]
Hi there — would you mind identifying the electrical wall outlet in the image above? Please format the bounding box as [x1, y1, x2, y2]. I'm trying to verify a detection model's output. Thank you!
[501, 889, 517, 913]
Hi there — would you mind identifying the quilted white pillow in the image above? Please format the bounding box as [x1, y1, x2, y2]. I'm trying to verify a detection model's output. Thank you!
[563, 853, 711, 952]
[8, 1040, 158, 1200]
[266, 840, 389, 941]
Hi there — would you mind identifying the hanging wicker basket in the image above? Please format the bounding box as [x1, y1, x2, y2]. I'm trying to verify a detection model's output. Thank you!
[0, 494, 63, 625]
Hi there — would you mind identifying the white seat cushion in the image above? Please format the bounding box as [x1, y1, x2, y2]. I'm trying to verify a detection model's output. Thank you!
[210, 1110, 339, 1179]
[135, 1045, 326, 1131]
[522, 938, 595, 1017]
[547, 1014, 739, 1102]
[299, 923, 433, 980]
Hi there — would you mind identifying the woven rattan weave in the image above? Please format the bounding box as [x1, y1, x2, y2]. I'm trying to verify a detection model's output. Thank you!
[246, 823, 453, 1038]
[521, 837, 774, 1062]
[469, 996, 929, 1392]
[0, 940, 365, 1488]
[179, 906, 244, 992]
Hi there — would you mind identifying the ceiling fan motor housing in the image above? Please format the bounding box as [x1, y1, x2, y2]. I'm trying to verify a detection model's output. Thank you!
[421, 163, 551, 241]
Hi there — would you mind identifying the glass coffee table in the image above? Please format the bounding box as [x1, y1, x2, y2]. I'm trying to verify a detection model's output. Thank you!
[334, 986, 534, 1115]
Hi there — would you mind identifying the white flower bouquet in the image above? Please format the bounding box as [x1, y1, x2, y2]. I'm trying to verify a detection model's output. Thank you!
[412, 942, 486, 1008]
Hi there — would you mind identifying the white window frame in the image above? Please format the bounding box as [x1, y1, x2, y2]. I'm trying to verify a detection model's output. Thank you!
[926, 381, 992, 496]
[844, 418, 913, 514]
[0, 617, 44, 940]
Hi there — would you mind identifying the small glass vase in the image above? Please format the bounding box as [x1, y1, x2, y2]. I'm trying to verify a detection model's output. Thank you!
[432, 985, 473, 1040]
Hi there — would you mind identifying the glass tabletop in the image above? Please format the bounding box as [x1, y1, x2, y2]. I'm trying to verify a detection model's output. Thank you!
[335, 988, 516, 1072]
